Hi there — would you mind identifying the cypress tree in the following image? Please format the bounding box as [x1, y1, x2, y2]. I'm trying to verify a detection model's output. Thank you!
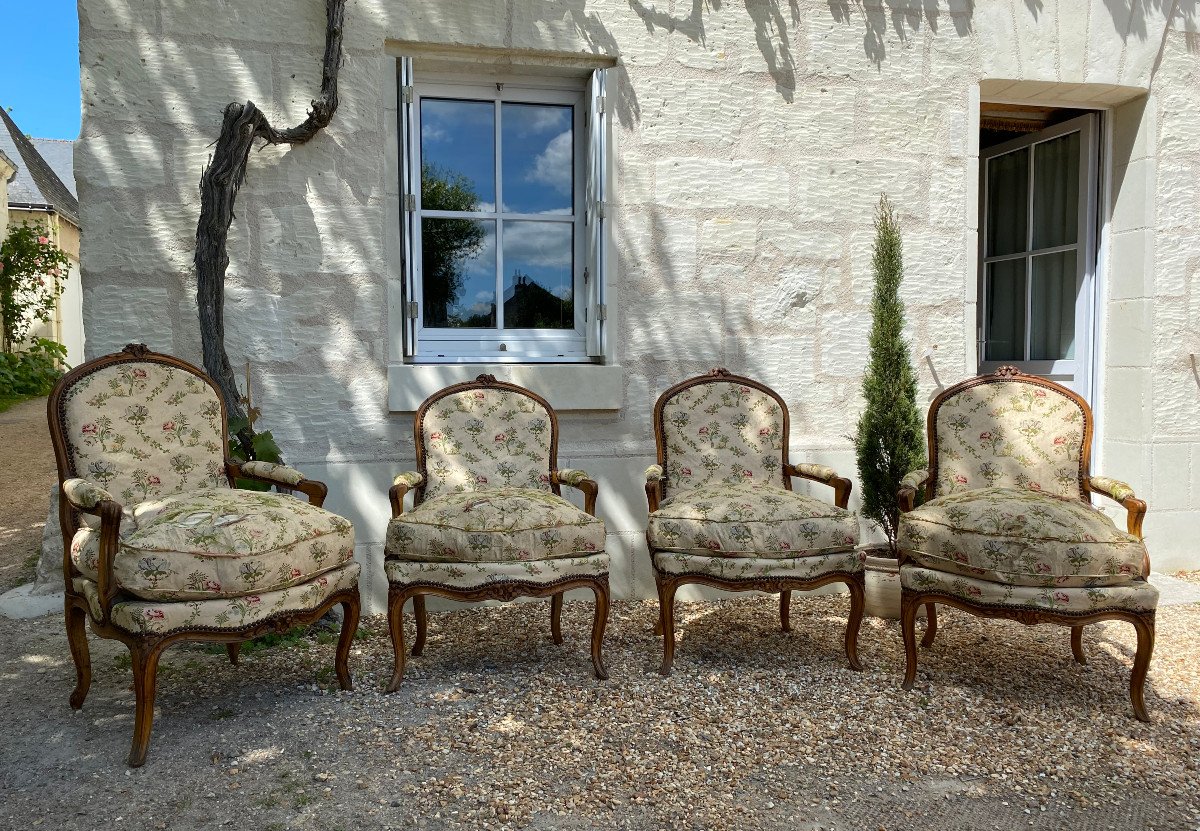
[854, 195, 926, 554]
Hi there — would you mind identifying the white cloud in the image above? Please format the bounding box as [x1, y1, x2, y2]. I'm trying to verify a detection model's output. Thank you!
[503, 221, 572, 270]
[525, 131, 573, 195]
[510, 105, 570, 136]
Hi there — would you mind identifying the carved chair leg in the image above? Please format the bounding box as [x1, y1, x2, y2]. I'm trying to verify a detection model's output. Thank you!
[844, 575, 865, 672]
[657, 576, 679, 677]
[780, 590, 792, 633]
[128, 643, 165, 768]
[551, 592, 564, 645]
[412, 595, 428, 657]
[226, 644, 241, 666]
[1130, 613, 1155, 723]
[335, 594, 360, 692]
[900, 592, 920, 692]
[385, 590, 409, 694]
[921, 602, 938, 648]
[1071, 625, 1087, 665]
[65, 601, 91, 710]
[590, 581, 610, 680]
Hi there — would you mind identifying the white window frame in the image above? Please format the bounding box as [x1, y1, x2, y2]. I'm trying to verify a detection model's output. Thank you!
[398, 63, 611, 364]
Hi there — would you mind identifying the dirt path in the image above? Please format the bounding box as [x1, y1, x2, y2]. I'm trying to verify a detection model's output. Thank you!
[0, 397, 56, 592]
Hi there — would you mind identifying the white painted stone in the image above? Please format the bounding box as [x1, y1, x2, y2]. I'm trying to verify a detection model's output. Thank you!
[758, 219, 843, 262]
[819, 309, 872, 378]
[0, 584, 63, 620]
[655, 158, 789, 209]
[84, 286, 176, 357]
[1150, 443, 1193, 512]
[700, 217, 756, 256]
[624, 291, 723, 363]
[76, 132, 167, 189]
[1153, 232, 1200, 297]
[1104, 300, 1152, 367]
[640, 77, 743, 147]
[1106, 229, 1153, 300]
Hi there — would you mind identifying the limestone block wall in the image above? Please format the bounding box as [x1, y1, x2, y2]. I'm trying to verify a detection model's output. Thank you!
[76, 0, 1198, 611]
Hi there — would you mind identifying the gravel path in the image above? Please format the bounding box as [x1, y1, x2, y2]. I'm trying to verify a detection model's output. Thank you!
[1, 589, 1198, 831]
[0, 396, 55, 592]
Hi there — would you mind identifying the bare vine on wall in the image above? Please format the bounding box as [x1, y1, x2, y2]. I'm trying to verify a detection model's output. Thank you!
[194, 0, 346, 456]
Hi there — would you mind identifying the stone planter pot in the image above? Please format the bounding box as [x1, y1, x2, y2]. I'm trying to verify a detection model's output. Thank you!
[862, 546, 924, 621]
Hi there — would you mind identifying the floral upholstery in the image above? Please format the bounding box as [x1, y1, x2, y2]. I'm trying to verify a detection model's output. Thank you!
[932, 378, 1086, 498]
[645, 465, 664, 483]
[420, 387, 553, 499]
[900, 564, 1158, 613]
[793, 463, 837, 483]
[239, 461, 305, 486]
[555, 468, 591, 486]
[74, 563, 360, 634]
[654, 549, 865, 581]
[648, 482, 858, 557]
[71, 488, 355, 601]
[660, 380, 785, 491]
[63, 477, 114, 510]
[386, 487, 605, 563]
[900, 469, 930, 491]
[899, 487, 1146, 588]
[385, 554, 608, 590]
[1090, 476, 1137, 503]
[57, 360, 229, 507]
[393, 471, 425, 489]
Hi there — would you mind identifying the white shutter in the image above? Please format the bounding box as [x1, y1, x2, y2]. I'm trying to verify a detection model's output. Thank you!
[584, 68, 609, 358]
[399, 57, 420, 357]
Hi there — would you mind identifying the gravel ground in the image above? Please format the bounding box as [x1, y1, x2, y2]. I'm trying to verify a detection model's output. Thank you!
[1, 585, 1198, 831]
[0, 396, 55, 592]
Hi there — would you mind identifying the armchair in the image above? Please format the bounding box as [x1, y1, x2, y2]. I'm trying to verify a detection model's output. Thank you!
[644, 369, 864, 675]
[49, 345, 360, 766]
[383, 375, 609, 690]
[896, 367, 1157, 720]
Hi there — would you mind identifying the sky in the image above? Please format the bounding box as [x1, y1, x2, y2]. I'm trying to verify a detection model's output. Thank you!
[0, 0, 81, 140]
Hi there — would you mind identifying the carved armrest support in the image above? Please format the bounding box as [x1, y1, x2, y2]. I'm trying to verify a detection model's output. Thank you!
[389, 471, 425, 518]
[552, 468, 599, 516]
[227, 459, 328, 507]
[785, 462, 853, 509]
[897, 469, 930, 513]
[644, 465, 664, 515]
[1089, 475, 1148, 540]
[61, 481, 123, 621]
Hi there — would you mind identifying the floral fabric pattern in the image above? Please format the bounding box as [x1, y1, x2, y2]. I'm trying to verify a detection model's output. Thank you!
[932, 379, 1086, 498]
[645, 465, 664, 483]
[386, 487, 605, 563]
[393, 471, 425, 489]
[654, 549, 865, 580]
[900, 469, 930, 491]
[659, 380, 786, 493]
[792, 463, 837, 484]
[385, 554, 608, 590]
[1090, 476, 1136, 503]
[63, 478, 113, 510]
[74, 563, 360, 634]
[555, 468, 591, 486]
[71, 488, 355, 601]
[59, 360, 229, 506]
[421, 387, 553, 499]
[648, 482, 859, 557]
[900, 565, 1158, 614]
[898, 487, 1146, 588]
[240, 461, 305, 486]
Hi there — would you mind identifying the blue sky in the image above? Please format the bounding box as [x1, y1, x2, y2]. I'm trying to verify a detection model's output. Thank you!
[0, 0, 80, 140]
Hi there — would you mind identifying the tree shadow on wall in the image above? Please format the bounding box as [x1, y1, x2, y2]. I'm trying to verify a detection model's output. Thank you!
[826, 1, 973, 68]
[560, 2, 643, 130]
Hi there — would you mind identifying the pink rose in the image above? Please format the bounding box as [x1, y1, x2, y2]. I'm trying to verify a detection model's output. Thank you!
[476, 475, 488, 484]
[82, 423, 97, 435]
[698, 426, 709, 435]
[681, 467, 692, 476]
[430, 431, 442, 440]
[953, 552, 969, 563]
[145, 609, 165, 620]
[967, 586, 982, 597]
[246, 595, 261, 605]
[473, 391, 485, 400]
[1054, 591, 1070, 604]
[704, 539, 721, 550]
[133, 369, 147, 379]
[778, 542, 791, 551]
[290, 568, 303, 578]
[37, 236, 49, 245]
[1119, 564, 1133, 574]
[148, 476, 160, 486]
[1028, 482, 1041, 491]
[1053, 436, 1066, 446]
[1036, 563, 1051, 573]
[954, 475, 967, 484]
[539, 474, 550, 484]
[1035, 389, 1047, 398]
[758, 428, 772, 437]
[582, 541, 596, 551]
[979, 431, 992, 441]
[742, 470, 753, 478]
[204, 580, 221, 592]
[162, 421, 175, 431]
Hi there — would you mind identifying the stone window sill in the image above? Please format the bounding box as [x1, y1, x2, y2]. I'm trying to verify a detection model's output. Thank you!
[387, 363, 624, 412]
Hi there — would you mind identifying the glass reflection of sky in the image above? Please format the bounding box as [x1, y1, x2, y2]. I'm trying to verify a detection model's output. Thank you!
[421, 99, 494, 209]
[502, 103, 573, 214]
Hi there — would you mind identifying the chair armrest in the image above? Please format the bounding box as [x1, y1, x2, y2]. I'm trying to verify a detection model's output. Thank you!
[227, 459, 328, 507]
[552, 468, 599, 516]
[897, 469, 930, 513]
[644, 465, 664, 514]
[63, 477, 114, 511]
[61, 479, 123, 621]
[389, 471, 425, 518]
[785, 462, 852, 509]
[1089, 475, 1147, 540]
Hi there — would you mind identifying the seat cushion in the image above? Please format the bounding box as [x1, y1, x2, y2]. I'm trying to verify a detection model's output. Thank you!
[900, 564, 1158, 614]
[386, 487, 606, 563]
[898, 487, 1146, 588]
[653, 549, 864, 581]
[71, 488, 355, 601]
[385, 552, 609, 590]
[74, 562, 360, 634]
[648, 482, 858, 557]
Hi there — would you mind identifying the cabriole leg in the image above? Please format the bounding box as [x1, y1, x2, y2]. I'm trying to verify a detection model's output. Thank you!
[921, 603, 938, 648]
[335, 593, 360, 691]
[128, 643, 165, 768]
[65, 600, 91, 710]
[412, 594, 428, 657]
[657, 576, 679, 677]
[226, 643, 241, 666]
[385, 590, 409, 694]
[780, 590, 792, 633]
[900, 593, 920, 692]
[1130, 614, 1155, 723]
[590, 581, 610, 680]
[844, 575, 865, 671]
[551, 592, 564, 645]
[1071, 625, 1086, 665]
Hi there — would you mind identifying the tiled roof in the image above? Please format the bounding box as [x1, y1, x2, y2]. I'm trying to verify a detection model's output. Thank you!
[0, 107, 79, 226]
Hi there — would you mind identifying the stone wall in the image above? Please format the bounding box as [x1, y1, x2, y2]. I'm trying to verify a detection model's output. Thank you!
[76, 0, 1198, 611]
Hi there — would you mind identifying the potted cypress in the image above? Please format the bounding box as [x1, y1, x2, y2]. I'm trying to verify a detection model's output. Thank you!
[854, 195, 926, 618]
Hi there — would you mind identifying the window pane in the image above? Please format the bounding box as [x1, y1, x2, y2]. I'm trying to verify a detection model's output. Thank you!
[420, 99, 494, 211]
[1030, 250, 1077, 360]
[1032, 131, 1080, 250]
[501, 103, 573, 215]
[502, 221, 573, 329]
[986, 258, 1026, 362]
[422, 218, 496, 328]
[986, 147, 1028, 257]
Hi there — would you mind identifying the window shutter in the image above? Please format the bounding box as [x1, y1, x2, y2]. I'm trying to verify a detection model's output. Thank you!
[584, 68, 609, 358]
[399, 56, 419, 357]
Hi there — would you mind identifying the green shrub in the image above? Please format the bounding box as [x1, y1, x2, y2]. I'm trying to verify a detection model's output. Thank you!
[227, 414, 285, 491]
[0, 338, 68, 397]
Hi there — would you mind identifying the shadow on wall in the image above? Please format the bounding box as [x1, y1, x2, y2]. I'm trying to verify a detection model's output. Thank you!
[560, 2, 643, 129]
[826, 1, 973, 67]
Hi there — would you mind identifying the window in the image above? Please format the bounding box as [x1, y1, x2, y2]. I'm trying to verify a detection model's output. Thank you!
[978, 111, 1098, 398]
[398, 60, 611, 363]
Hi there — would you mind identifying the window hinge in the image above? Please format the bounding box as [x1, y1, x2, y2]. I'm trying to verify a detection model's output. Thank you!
[597, 201, 607, 220]
[401, 85, 414, 104]
[596, 304, 608, 321]
[403, 194, 416, 212]
[407, 301, 418, 320]
[596, 95, 606, 114]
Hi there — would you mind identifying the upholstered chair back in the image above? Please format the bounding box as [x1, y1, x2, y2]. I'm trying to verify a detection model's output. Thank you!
[50, 346, 230, 505]
[930, 369, 1090, 500]
[416, 377, 557, 500]
[654, 370, 788, 498]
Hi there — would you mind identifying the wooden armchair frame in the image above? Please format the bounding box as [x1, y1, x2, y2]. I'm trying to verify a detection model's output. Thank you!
[647, 368, 863, 676]
[384, 375, 609, 692]
[896, 366, 1154, 721]
[49, 345, 360, 766]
